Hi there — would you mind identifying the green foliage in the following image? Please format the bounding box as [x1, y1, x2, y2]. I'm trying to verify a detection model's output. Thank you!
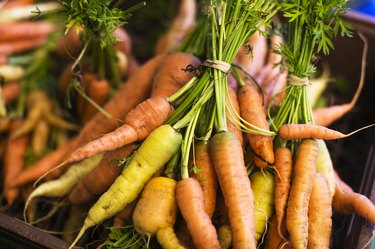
[277, 0, 352, 78]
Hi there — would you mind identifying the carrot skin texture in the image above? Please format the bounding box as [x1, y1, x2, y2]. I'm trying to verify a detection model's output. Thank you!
[226, 87, 243, 147]
[307, 173, 332, 249]
[211, 131, 256, 249]
[278, 124, 348, 140]
[191, 141, 218, 217]
[176, 178, 220, 249]
[70, 125, 182, 249]
[274, 147, 293, 239]
[69, 144, 136, 206]
[286, 139, 318, 249]
[3, 120, 29, 205]
[313, 104, 352, 127]
[238, 83, 274, 166]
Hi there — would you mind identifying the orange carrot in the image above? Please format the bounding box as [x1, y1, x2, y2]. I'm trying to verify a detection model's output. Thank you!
[0, 36, 47, 55]
[264, 215, 291, 249]
[2, 81, 21, 104]
[3, 119, 29, 206]
[0, 55, 6, 65]
[286, 139, 318, 249]
[274, 147, 293, 239]
[151, 52, 201, 98]
[0, 22, 54, 42]
[333, 171, 375, 224]
[64, 96, 173, 165]
[68, 144, 136, 206]
[226, 86, 243, 147]
[154, 0, 196, 55]
[2, 0, 34, 9]
[211, 131, 256, 249]
[307, 173, 332, 249]
[55, 26, 83, 59]
[176, 177, 221, 249]
[75, 72, 96, 120]
[10, 136, 79, 188]
[191, 140, 218, 217]
[238, 82, 274, 166]
[57, 63, 73, 100]
[278, 123, 373, 140]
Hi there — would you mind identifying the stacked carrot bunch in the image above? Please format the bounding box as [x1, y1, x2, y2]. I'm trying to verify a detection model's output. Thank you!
[0, 0, 374, 249]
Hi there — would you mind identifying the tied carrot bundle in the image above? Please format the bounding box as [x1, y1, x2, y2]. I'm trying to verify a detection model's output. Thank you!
[69, 125, 182, 249]
[211, 131, 256, 249]
[238, 81, 274, 167]
[176, 177, 220, 249]
[274, 147, 293, 240]
[191, 140, 218, 217]
[286, 139, 318, 249]
[307, 173, 332, 249]
[69, 144, 136, 206]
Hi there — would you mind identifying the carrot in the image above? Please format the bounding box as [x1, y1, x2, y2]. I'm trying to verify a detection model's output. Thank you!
[333, 171, 375, 224]
[0, 21, 54, 42]
[154, 0, 196, 55]
[55, 25, 83, 59]
[0, 36, 47, 55]
[274, 147, 293, 239]
[251, 170, 276, 243]
[24, 154, 104, 217]
[286, 139, 318, 249]
[313, 32, 367, 127]
[0, 64, 24, 82]
[69, 124, 182, 249]
[133, 177, 178, 236]
[191, 140, 218, 217]
[151, 52, 201, 98]
[238, 82, 274, 166]
[12, 55, 165, 187]
[156, 227, 186, 249]
[176, 177, 221, 249]
[278, 123, 374, 140]
[218, 224, 232, 249]
[1, 0, 34, 9]
[11, 90, 79, 140]
[211, 131, 256, 249]
[0, 116, 10, 132]
[10, 136, 80, 188]
[31, 119, 49, 156]
[316, 139, 335, 198]
[264, 215, 291, 249]
[68, 144, 136, 206]
[0, 54, 6, 64]
[2, 81, 21, 103]
[75, 72, 96, 120]
[3, 119, 29, 206]
[307, 173, 332, 249]
[226, 86, 244, 147]
[64, 96, 173, 165]
[113, 27, 133, 57]
[57, 63, 73, 100]
[236, 29, 268, 77]
[81, 75, 110, 124]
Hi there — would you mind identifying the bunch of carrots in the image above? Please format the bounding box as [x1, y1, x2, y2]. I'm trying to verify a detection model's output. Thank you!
[0, 0, 374, 249]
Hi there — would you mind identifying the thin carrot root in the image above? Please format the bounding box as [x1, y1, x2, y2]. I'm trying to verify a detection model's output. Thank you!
[64, 96, 173, 165]
[156, 227, 185, 249]
[278, 123, 375, 140]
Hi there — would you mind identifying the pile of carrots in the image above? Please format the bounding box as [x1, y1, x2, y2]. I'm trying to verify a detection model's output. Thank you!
[0, 0, 374, 249]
